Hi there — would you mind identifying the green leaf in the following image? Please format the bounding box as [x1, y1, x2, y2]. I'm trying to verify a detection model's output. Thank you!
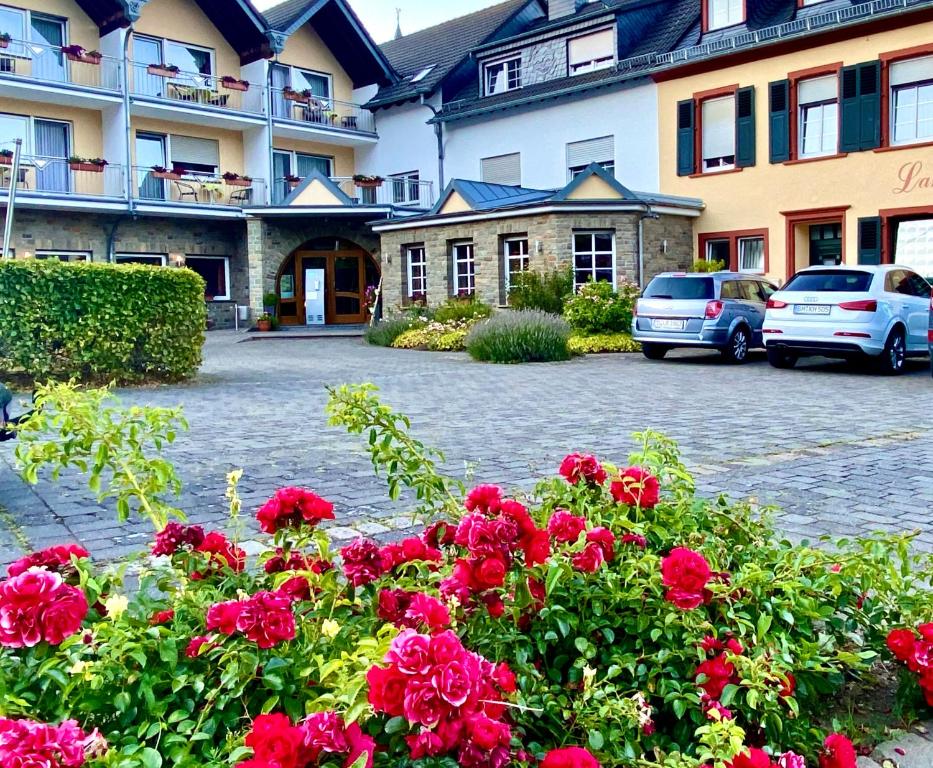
[140, 747, 162, 768]
[587, 730, 604, 750]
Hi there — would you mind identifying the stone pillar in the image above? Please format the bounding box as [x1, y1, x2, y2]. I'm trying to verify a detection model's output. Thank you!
[246, 217, 265, 316]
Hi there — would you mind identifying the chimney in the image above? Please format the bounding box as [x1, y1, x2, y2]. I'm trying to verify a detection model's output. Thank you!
[548, 0, 586, 21]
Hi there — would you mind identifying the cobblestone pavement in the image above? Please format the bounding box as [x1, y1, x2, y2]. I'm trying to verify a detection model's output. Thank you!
[1, 332, 931, 564]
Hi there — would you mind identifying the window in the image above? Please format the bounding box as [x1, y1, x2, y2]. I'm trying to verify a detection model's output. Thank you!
[390, 171, 421, 206]
[293, 68, 331, 99]
[707, 0, 743, 30]
[170, 135, 220, 176]
[644, 276, 715, 300]
[503, 237, 529, 298]
[568, 29, 615, 75]
[164, 41, 213, 80]
[0, 7, 25, 47]
[484, 56, 521, 96]
[566, 136, 614, 180]
[481, 153, 521, 186]
[406, 245, 426, 298]
[452, 241, 475, 295]
[0, 113, 30, 153]
[185, 256, 230, 300]
[701, 95, 736, 172]
[705, 239, 730, 265]
[890, 56, 933, 145]
[35, 250, 90, 262]
[410, 66, 434, 83]
[798, 75, 838, 157]
[737, 236, 765, 273]
[885, 269, 931, 297]
[116, 254, 167, 266]
[893, 219, 933, 278]
[573, 232, 614, 289]
[783, 270, 873, 292]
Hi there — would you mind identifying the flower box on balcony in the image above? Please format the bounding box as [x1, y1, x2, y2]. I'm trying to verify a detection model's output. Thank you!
[69, 162, 105, 173]
[152, 169, 182, 181]
[0, 36, 10, 50]
[283, 89, 309, 104]
[221, 77, 249, 92]
[147, 64, 179, 78]
[286, 177, 302, 189]
[224, 177, 252, 187]
[0, 155, 12, 166]
[353, 175, 384, 189]
[64, 47, 102, 65]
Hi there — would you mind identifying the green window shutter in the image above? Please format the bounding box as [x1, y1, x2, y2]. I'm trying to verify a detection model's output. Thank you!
[768, 79, 790, 163]
[857, 217, 882, 265]
[841, 61, 881, 152]
[735, 86, 756, 167]
[676, 99, 695, 176]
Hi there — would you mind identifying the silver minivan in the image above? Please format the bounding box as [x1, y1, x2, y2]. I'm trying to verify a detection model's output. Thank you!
[632, 272, 779, 363]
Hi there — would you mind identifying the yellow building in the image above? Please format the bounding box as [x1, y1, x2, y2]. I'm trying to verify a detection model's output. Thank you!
[656, 0, 933, 283]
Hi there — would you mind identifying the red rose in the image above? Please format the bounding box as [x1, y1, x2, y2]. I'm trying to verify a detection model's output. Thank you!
[256, 487, 334, 534]
[473, 557, 507, 590]
[494, 662, 517, 693]
[244, 713, 305, 768]
[547, 510, 587, 543]
[377, 588, 410, 624]
[433, 658, 474, 706]
[464, 485, 502, 514]
[385, 628, 432, 675]
[661, 547, 712, 610]
[403, 679, 445, 727]
[149, 609, 174, 626]
[193, 531, 245, 577]
[586, 527, 616, 562]
[541, 747, 600, 768]
[918, 623, 933, 641]
[184, 635, 215, 658]
[340, 538, 385, 587]
[7, 544, 90, 579]
[701, 635, 723, 653]
[303, 711, 349, 759]
[483, 592, 505, 618]
[559, 453, 608, 486]
[343, 722, 374, 768]
[423, 521, 456, 549]
[695, 653, 737, 699]
[152, 522, 205, 557]
[610, 467, 660, 508]
[277, 576, 312, 602]
[406, 730, 446, 759]
[779, 672, 796, 698]
[206, 600, 243, 635]
[465, 713, 510, 750]
[819, 733, 857, 768]
[728, 747, 773, 768]
[235, 592, 296, 649]
[404, 592, 451, 632]
[456, 514, 508, 559]
[522, 528, 551, 567]
[366, 664, 407, 717]
[572, 543, 605, 574]
[0, 570, 88, 648]
[620, 533, 648, 549]
[886, 628, 916, 661]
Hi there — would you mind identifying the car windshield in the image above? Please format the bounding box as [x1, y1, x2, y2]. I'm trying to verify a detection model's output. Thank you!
[644, 276, 714, 300]
[782, 270, 874, 293]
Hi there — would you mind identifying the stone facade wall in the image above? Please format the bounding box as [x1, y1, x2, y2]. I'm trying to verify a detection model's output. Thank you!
[0, 210, 249, 329]
[378, 211, 694, 310]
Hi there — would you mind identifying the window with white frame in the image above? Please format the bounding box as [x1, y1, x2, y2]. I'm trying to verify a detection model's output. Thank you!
[567, 135, 615, 180]
[164, 40, 214, 80]
[484, 56, 521, 96]
[35, 250, 91, 262]
[452, 241, 475, 295]
[116, 253, 167, 266]
[0, 7, 26, 47]
[701, 95, 736, 172]
[573, 232, 614, 289]
[0, 113, 30, 152]
[798, 75, 838, 158]
[292, 68, 332, 99]
[568, 29, 615, 75]
[406, 245, 427, 298]
[503, 237, 529, 297]
[707, 0, 743, 30]
[185, 255, 230, 300]
[738, 237, 765, 273]
[390, 171, 421, 205]
[705, 239, 731, 265]
[890, 56, 933, 146]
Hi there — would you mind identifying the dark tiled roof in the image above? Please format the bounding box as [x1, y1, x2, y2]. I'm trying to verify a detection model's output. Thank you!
[263, 0, 317, 30]
[368, 0, 536, 108]
[472, 0, 629, 51]
[627, 0, 699, 56]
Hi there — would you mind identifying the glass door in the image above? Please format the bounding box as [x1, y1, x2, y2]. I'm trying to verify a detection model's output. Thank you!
[271, 63, 289, 119]
[135, 133, 166, 200]
[133, 36, 164, 97]
[331, 252, 365, 323]
[30, 15, 66, 82]
[272, 150, 291, 204]
[33, 119, 69, 192]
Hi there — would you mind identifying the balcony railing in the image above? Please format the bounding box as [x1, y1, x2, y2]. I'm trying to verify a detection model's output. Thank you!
[0, 156, 125, 198]
[0, 38, 121, 91]
[270, 176, 433, 207]
[270, 89, 376, 134]
[131, 167, 266, 208]
[129, 63, 266, 115]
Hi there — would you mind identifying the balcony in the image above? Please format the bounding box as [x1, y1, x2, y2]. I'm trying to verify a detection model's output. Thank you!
[0, 38, 122, 108]
[129, 63, 266, 128]
[0, 155, 127, 211]
[131, 167, 267, 216]
[270, 90, 377, 147]
[270, 175, 434, 209]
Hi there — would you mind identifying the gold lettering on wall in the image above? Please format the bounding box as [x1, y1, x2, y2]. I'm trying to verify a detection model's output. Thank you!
[894, 160, 933, 194]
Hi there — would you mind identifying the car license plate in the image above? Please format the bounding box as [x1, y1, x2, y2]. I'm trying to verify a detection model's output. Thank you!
[793, 304, 831, 315]
[651, 318, 685, 331]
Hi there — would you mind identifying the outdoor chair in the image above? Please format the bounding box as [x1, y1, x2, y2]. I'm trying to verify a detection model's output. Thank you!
[173, 179, 199, 203]
[229, 186, 253, 206]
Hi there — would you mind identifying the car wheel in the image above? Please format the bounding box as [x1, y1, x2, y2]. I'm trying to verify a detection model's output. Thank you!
[641, 343, 669, 360]
[721, 327, 750, 364]
[767, 347, 797, 369]
[877, 328, 906, 376]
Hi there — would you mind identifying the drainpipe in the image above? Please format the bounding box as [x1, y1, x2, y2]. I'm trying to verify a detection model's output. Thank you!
[637, 206, 660, 289]
[420, 95, 445, 192]
[121, 24, 134, 230]
[2, 139, 22, 259]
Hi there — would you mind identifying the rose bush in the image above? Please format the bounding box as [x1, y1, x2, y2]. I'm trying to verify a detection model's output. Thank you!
[0, 384, 931, 768]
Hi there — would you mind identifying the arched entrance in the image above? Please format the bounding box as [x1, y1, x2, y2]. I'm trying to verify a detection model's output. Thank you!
[275, 238, 380, 325]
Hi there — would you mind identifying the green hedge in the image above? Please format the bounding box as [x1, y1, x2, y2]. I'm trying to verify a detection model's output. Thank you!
[0, 260, 205, 383]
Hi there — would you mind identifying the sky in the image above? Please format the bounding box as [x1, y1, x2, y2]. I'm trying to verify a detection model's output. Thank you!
[253, 0, 505, 44]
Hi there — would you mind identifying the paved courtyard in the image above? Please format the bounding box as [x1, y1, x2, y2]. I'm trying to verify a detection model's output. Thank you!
[1, 332, 931, 565]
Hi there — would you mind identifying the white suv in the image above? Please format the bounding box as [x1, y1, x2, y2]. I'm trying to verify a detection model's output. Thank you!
[762, 265, 931, 375]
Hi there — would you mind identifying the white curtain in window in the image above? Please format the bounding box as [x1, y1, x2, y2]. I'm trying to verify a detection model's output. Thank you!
[894, 219, 933, 276]
[798, 75, 837, 105]
[568, 29, 614, 67]
[891, 56, 933, 86]
[702, 96, 735, 160]
[738, 238, 764, 273]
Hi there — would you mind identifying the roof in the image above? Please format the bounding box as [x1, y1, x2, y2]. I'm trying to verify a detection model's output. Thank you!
[75, 0, 141, 33]
[367, 0, 541, 108]
[261, 0, 395, 86]
[431, 179, 555, 214]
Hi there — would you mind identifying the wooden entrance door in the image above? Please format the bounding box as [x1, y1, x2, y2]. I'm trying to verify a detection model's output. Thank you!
[277, 248, 370, 325]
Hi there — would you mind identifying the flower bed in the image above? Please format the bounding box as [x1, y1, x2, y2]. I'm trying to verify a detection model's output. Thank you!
[567, 331, 641, 355]
[1, 385, 931, 768]
[391, 319, 474, 352]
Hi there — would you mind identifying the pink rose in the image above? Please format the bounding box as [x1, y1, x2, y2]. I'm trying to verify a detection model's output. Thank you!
[547, 510, 587, 543]
[385, 628, 432, 675]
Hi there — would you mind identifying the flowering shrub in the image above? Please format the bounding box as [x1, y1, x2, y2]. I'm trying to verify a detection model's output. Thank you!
[391, 319, 475, 352]
[886, 623, 933, 706]
[0, 384, 931, 768]
[563, 279, 640, 334]
[566, 331, 641, 355]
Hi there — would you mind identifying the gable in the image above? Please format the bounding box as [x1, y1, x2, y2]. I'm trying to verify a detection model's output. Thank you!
[439, 191, 474, 214]
[290, 178, 346, 206]
[564, 175, 625, 201]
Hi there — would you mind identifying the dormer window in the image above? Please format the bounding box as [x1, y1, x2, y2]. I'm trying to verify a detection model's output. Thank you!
[411, 66, 434, 83]
[484, 56, 522, 96]
[706, 0, 743, 31]
[568, 29, 615, 75]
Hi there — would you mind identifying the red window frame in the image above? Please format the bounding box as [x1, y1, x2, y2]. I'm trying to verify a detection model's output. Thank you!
[785, 61, 843, 163]
[697, 228, 770, 274]
[701, 0, 747, 34]
[690, 84, 741, 177]
[878, 43, 933, 150]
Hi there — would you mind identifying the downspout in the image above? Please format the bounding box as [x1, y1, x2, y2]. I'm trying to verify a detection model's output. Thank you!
[637, 205, 658, 289]
[420, 95, 445, 192]
[121, 22, 135, 244]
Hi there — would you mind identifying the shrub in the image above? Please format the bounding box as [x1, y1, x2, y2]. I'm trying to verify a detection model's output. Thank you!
[0, 260, 204, 383]
[563, 279, 640, 334]
[363, 315, 417, 347]
[693, 259, 727, 273]
[568, 331, 642, 354]
[392, 323, 470, 352]
[508, 266, 574, 314]
[432, 295, 492, 324]
[466, 309, 570, 363]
